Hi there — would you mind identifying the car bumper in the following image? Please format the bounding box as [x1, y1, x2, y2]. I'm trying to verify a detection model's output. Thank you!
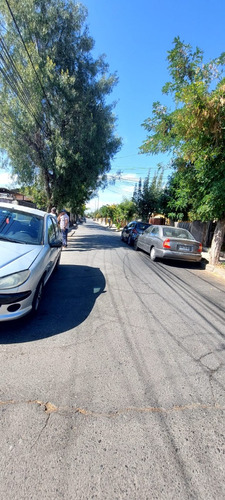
[0, 291, 33, 321]
[159, 249, 202, 262]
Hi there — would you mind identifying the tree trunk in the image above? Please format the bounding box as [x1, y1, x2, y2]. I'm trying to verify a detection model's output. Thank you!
[41, 167, 52, 211]
[209, 218, 225, 266]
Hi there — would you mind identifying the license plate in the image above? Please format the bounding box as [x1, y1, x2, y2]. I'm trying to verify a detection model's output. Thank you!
[178, 245, 192, 252]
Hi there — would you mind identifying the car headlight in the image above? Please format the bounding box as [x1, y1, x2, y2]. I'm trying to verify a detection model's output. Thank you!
[0, 270, 31, 289]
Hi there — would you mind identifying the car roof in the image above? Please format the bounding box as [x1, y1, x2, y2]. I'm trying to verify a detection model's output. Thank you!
[151, 225, 174, 229]
[129, 220, 149, 224]
[0, 201, 47, 218]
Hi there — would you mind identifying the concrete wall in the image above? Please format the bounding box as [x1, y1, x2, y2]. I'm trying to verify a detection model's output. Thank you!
[174, 221, 214, 246]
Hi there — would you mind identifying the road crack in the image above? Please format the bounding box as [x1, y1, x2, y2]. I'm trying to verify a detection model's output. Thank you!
[0, 399, 224, 417]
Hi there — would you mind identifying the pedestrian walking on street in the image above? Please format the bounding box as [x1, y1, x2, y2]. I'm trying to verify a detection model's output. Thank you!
[58, 209, 69, 247]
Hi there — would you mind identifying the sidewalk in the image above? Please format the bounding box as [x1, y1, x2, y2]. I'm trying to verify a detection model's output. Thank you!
[202, 248, 225, 280]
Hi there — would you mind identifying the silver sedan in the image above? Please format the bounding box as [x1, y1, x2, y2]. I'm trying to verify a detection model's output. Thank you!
[0, 202, 62, 321]
[135, 225, 202, 262]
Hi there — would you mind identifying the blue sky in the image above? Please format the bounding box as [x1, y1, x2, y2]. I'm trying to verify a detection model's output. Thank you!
[83, 0, 225, 211]
[1, 0, 225, 211]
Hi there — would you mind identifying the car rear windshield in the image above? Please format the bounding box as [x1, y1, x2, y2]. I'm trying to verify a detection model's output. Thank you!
[162, 227, 195, 240]
[137, 223, 150, 231]
[0, 207, 43, 244]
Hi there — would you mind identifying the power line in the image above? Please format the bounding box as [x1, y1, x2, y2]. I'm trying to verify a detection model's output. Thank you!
[4, 0, 53, 117]
[0, 37, 44, 130]
[115, 153, 140, 159]
[0, 38, 33, 107]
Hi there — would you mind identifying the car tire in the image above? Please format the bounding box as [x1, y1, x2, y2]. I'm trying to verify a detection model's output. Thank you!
[128, 235, 133, 246]
[150, 247, 157, 261]
[32, 279, 44, 313]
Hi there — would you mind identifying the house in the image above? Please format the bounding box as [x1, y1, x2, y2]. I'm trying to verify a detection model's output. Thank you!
[0, 188, 36, 208]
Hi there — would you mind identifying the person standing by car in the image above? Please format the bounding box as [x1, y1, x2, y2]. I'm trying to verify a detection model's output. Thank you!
[58, 209, 69, 247]
[50, 207, 57, 220]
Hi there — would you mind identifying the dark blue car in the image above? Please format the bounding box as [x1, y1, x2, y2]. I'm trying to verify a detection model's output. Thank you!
[121, 220, 151, 246]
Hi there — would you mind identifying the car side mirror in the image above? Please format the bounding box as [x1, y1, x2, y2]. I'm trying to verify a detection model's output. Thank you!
[50, 239, 62, 248]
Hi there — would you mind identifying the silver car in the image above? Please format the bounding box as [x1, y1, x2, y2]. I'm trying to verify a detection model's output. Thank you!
[0, 202, 62, 321]
[135, 225, 202, 262]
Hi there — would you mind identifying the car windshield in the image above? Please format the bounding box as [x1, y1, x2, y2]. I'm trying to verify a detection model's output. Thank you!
[0, 207, 43, 245]
[162, 227, 195, 240]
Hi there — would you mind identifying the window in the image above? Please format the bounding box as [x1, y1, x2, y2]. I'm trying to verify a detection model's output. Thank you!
[47, 217, 58, 244]
[0, 208, 43, 244]
[162, 227, 194, 240]
[150, 227, 159, 236]
[137, 223, 150, 231]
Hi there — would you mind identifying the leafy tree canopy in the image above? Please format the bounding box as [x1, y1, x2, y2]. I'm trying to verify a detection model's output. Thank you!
[132, 168, 165, 221]
[140, 37, 225, 222]
[0, 0, 121, 209]
[140, 37, 225, 263]
[93, 198, 136, 228]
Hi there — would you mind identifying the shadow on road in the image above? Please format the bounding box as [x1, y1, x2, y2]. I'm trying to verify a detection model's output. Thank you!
[67, 230, 123, 252]
[157, 258, 207, 270]
[0, 264, 106, 343]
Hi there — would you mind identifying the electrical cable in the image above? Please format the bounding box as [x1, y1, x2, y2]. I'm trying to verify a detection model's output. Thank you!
[0, 53, 44, 129]
[1, 0, 53, 141]
[4, 0, 53, 114]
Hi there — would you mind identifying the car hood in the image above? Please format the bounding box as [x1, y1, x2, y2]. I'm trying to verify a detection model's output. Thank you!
[0, 241, 42, 277]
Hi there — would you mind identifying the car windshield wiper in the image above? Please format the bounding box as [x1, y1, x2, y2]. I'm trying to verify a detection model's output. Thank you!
[0, 235, 14, 242]
[0, 235, 25, 244]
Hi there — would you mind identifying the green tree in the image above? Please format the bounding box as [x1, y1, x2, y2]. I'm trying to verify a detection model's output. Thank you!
[115, 198, 136, 227]
[132, 169, 165, 221]
[164, 159, 195, 220]
[118, 198, 136, 220]
[97, 204, 110, 219]
[140, 37, 225, 265]
[0, 0, 121, 210]
[95, 199, 136, 228]
[132, 178, 142, 217]
[21, 181, 48, 210]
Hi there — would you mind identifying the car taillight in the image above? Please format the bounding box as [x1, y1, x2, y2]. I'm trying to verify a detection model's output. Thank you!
[133, 229, 138, 234]
[198, 243, 202, 253]
[163, 238, 171, 249]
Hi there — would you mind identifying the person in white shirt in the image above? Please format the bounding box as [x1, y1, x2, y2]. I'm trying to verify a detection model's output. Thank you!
[58, 209, 69, 247]
[50, 207, 57, 220]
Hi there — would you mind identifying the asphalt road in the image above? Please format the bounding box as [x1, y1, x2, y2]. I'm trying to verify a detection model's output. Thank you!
[1, 220, 225, 499]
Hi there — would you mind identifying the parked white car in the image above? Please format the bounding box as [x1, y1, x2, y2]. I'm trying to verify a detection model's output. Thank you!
[0, 202, 62, 321]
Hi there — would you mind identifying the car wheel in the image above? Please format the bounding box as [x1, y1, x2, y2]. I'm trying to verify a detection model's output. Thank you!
[32, 279, 44, 313]
[150, 247, 157, 261]
[128, 235, 133, 246]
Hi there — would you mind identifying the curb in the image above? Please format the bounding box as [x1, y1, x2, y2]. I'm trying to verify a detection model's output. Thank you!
[205, 263, 225, 280]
